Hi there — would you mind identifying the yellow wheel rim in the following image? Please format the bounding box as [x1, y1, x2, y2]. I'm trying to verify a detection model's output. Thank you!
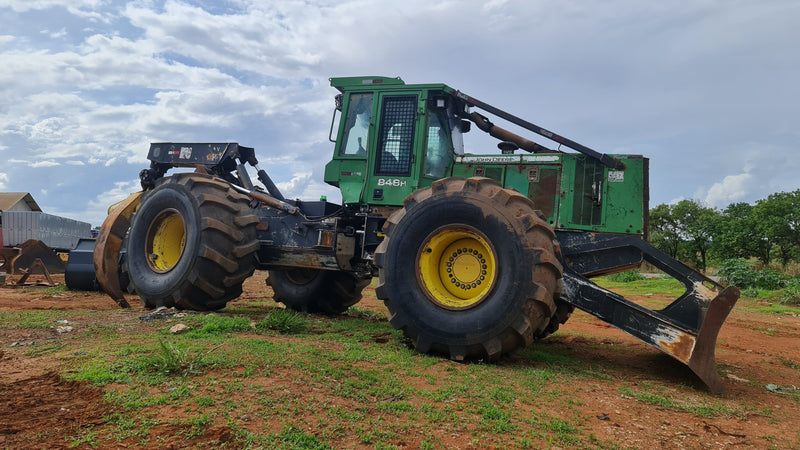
[416, 226, 497, 310]
[145, 209, 186, 273]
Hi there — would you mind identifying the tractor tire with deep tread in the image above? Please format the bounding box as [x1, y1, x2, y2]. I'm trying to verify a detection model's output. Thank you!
[268, 269, 370, 314]
[535, 298, 574, 340]
[126, 173, 259, 310]
[375, 177, 563, 361]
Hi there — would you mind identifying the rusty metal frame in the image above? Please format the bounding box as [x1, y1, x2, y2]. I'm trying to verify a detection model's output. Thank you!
[93, 192, 142, 308]
[15, 258, 55, 286]
[557, 231, 739, 393]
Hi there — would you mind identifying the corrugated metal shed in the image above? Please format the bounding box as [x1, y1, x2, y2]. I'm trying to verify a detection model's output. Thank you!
[1, 211, 92, 250]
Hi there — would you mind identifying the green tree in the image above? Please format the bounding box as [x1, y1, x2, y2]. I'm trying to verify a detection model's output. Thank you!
[672, 200, 720, 273]
[649, 203, 682, 258]
[715, 202, 772, 265]
[755, 190, 800, 266]
[649, 200, 720, 273]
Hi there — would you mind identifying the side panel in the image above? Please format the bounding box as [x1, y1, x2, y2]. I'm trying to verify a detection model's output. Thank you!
[453, 154, 563, 227]
[453, 153, 645, 235]
[558, 154, 646, 234]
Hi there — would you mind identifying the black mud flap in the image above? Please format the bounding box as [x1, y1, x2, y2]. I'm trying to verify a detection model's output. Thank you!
[557, 232, 740, 394]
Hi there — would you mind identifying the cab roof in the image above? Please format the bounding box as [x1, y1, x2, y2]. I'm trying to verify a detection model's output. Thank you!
[329, 76, 454, 94]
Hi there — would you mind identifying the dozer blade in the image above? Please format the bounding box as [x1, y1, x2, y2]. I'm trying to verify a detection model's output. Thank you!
[557, 232, 740, 394]
[93, 192, 142, 308]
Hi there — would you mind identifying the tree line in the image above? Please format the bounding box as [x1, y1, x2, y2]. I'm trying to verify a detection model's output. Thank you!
[649, 189, 800, 273]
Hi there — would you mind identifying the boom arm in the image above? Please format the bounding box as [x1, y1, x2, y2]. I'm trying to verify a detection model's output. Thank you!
[452, 90, 626, 170]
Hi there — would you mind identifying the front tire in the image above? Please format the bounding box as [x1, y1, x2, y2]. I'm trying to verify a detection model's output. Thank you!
[126, 173, 259, 310]
[375, 177, 563, 361]
[268, 269, 369, 314]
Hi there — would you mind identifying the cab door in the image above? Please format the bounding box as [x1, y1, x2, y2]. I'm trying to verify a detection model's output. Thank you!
[365, 92, 422, 206]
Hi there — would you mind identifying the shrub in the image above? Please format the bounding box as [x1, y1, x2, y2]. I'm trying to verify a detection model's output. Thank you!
[606, 270, 646, 283]
[718, 258, 787, 290]
[780, 278, 800, 306]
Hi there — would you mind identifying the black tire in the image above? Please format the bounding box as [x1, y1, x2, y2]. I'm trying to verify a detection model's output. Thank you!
[127, 173, 259, 310]
[375, 177, 563, 361]
[267, 269, 369, 315]
[535, 298, 574, 340]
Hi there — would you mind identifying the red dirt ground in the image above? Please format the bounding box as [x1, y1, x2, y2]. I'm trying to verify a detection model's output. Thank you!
[1, 272, 799, 448]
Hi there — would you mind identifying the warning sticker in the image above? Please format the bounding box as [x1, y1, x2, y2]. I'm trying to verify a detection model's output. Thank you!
[608, 171, 624, 182]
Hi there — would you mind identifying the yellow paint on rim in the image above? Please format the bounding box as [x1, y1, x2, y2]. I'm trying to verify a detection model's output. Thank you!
[416, 226, 497, 310]
[145, 209, 186, 273]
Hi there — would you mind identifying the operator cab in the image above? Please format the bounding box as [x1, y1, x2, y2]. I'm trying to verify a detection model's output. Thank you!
[324, 76, 466, 207]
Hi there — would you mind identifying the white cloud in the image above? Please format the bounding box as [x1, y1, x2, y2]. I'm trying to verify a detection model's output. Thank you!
[76, 179, 142, 226]
[1, 0, 113, 21]
[701, 173, 755, 208]
[0, 173, 8, 190]
[29, 160, 60, 168]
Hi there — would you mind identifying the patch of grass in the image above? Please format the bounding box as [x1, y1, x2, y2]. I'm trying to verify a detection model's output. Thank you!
[139, 339, 219, 376]
[620, 385, 733, 417]
[542, 417, 582, 446]
[780, 357, 800, 371]
[0, 310, 77, 329]
[347, 306, 385, 321]
[752, 304, 800, 316]
[69, 361, 131, 385]
[276, 425, 332, 449]
[187, 314, 252, 336]
[104, 387, 169, 410]
[606, 270, 646, 282]
[24, 342, 66, 357]
[105, 413, 159, 442]
[478, 402, 516, 432]
[180, 413, 214, 438]
[196, 396, 216, 407]
[42, 283, 68, 295]
[255, 308, 308, 334]
[596, 276, 685, 298]
[68, 425, 99, 448]
[357, 426, 395, 446]
[519, 348, 579, 367]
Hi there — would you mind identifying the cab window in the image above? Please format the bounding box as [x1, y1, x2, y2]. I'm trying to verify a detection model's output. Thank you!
[339, 93, 373, 156]
[423, 111, 451, 178]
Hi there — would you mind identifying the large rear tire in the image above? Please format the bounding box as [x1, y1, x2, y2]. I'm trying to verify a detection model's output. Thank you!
[267, 269, 369, 315]
[126, 173, 260, 310]
[375, 177, 563, 361]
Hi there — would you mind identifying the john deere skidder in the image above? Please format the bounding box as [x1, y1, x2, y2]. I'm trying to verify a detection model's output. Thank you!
[93, 76, 738, 392]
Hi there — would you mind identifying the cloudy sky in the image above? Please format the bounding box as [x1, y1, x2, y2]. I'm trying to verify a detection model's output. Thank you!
[1, 0, 798, 227]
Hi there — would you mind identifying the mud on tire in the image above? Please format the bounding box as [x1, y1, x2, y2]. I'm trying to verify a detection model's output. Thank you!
[268, 269, 370, 315]
[126, 173, 259, 310]
[375, 177, 563, 361]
